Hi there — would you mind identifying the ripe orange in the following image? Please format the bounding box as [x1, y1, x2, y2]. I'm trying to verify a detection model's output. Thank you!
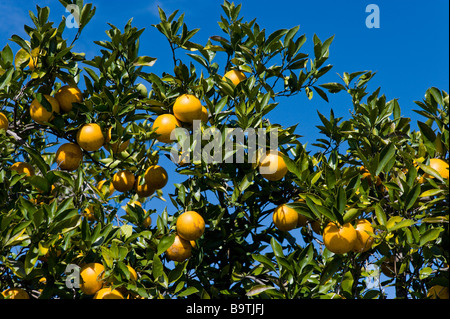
[10, 162, 35, 177]
[166, 235, 192, 262]
[134, 175, 155, 198]
[82, 206, 96, 222]
[173, 94, 203, 123]
[427, 285, 449, 299]
[428, 158, 449, 180]
[258, 151, 288, 181]
[142, 215, 152, 228]
[76, 123, 105, 152]
[360, 166, 382, 186]
[105, 125, 130, 153]
[0, 112, 8, 130]
[273, 204, 299, 231]
[176, 211, 205, 241]
[126, 200, 142, 214]
[222, 70, 246, 86]
[55, 85, 83, 112]
[1, 288, 30, 299]
[55, 143, 83, 171]
[14, 48, 40, 70]
[93, 287, 124, 299]
[127, 265, 138, 282]
[112, 170, 135, 193]
[323, 222, 357, 254]
[30, 95, 60, 124]
[352, 219, 374, 253]
[97, 179, 115, 197]
[144, 165, 168, 189]
[200, 106, 208, 123]
[310, 220, 322, 235]
[80, 262, 104, 295]
[152, 114, 181, 143]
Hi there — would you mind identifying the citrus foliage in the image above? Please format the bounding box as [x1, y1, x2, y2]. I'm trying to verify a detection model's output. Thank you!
[0, 1, 448, 299]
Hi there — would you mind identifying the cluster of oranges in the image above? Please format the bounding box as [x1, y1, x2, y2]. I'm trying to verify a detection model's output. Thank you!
[166, 211, 206, 262]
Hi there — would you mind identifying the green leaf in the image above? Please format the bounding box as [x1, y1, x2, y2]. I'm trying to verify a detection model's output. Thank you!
[270, 237, 283, 257]
[177, 286, 199, 297]
[374, 204, 387, 226]
[157, 233, 175, 255]
[376, 144, 395, 176]
[404, 184, 421, 211]
[252, 254, 277, 272]
[419, 228, 443, 247]
[133, 56, 157, 67]
[152, 255, 164, 280]
[246, 285, 276, 297]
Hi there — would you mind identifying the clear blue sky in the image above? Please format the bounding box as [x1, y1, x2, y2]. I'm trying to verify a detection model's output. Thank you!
[1, 0, 449, 297]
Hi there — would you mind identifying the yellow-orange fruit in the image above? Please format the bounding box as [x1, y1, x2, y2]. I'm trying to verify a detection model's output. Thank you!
[222, 70, 246, 86]
[80, 263, 104, 295]
[176, 211, 205, 241]
[55, 85, 83, 112]
[76, 123, 104, 152]
[152, 114, 181, 143]
[259, 151, 287, 181]
[30, 95, 60, 124]
[173, 94, 202, 123]
[273, 204, 299, 232]
[323, 222, 357, 254]
[112, 170, 135, 193]
[55, 143, 83, 171]
[352, 219, 374, 253]
[166, 235, 192, 262]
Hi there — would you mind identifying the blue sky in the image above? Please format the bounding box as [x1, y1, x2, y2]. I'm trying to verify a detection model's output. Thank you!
[1, 0, 449, 297]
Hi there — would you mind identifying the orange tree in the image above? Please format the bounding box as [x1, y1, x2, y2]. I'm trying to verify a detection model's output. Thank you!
[0, 1, 448, 299]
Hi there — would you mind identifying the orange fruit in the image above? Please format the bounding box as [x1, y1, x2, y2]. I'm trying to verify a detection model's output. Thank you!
[176, 211, 205, 241]
[112, 170, 135, 193]
[93, 287, 124, 299]
[105, 125, 130, 153]
[428, 158, 449, 180]
[427, 285, 449, 299]
[352, 219, 374, 253]
[144, 165, 168, 189]
[82, 206, 97, 222]
[76, 123, 104, 152]
[152, 114, 181, 143]
[14, 48, 40, 70]
[134, 175, 155, 198]
[258, 151, 288, 181]
[10, 162, 35, 177]
[166, 235, 192, 262]
[200, 106, 208, 123]
[142, 215, 152, 228]
[55, 85, 83, 112]
[273, 204, 299, 232]
[360, 166, 382, 186]
[97, 179, 115, 197]
[55, 143, 83, 171]
[173, 94, 202, 123]
[126, 200, 142, 214]
[323, 222, 357, 254]
[222, 70, 246, 86]
[1, 288, 30, 299]
[30, 95, 60, 124]
[80, 262, 104, 295]
[310, 220, 322, 235]
[127, 265, 138, 282]
[0, 112, 8, 130]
